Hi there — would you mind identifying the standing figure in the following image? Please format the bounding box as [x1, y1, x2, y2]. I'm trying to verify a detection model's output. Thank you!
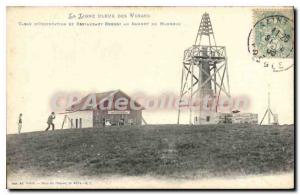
[18, 113, 22, 134]
[102, 118, 106, 128]
[119, 118, 124, 126]
[45, 112, 56, 131]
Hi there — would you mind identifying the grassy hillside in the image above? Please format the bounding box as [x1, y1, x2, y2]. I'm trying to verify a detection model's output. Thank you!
[7, 124, 294, 178]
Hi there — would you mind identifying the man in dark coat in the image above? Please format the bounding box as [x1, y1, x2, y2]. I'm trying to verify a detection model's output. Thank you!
[45, 112, 55, 131]
[102, 118, 106, 128]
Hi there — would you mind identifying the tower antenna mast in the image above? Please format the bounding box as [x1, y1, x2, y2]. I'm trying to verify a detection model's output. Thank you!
[260, 84, 278, 125]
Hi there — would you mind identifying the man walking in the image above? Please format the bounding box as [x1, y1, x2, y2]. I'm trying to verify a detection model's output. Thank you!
[45, 112, 56, 131]
[18, 113, 22, 134]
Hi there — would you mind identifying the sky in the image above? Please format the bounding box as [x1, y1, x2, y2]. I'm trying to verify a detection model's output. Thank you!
[7, 7, 294, 134]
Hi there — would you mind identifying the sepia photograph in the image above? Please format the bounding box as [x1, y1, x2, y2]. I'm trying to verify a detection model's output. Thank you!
[6, 6, 294, 189]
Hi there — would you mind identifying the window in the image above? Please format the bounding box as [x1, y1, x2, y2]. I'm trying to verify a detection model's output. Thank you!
[206, 116, 210, 122]
[76, 119, 78, 128]
[70, 119, 73, 128]
[79, 118, 82, 128]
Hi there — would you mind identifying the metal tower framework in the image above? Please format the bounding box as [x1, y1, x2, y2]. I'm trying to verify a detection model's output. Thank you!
[177, 13, 231, 124]
[260, 86, 278, 125]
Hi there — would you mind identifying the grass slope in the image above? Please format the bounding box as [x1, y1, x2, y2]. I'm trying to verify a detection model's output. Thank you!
[7, 124, 294, 178]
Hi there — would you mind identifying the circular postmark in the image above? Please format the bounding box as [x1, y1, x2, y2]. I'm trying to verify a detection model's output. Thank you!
[248, 14, 294, 72]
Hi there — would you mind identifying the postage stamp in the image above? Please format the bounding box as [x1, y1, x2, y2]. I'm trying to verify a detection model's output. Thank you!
[248, 9, 294, 72]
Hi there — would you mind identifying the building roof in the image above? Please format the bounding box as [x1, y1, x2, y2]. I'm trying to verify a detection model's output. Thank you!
[66, 90, 144, 112]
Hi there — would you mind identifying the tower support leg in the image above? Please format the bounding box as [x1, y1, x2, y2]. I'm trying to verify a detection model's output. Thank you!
[260, 109, 269, 125]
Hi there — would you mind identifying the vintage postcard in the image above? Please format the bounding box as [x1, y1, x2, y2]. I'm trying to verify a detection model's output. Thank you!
[6, 6, 294, 189]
